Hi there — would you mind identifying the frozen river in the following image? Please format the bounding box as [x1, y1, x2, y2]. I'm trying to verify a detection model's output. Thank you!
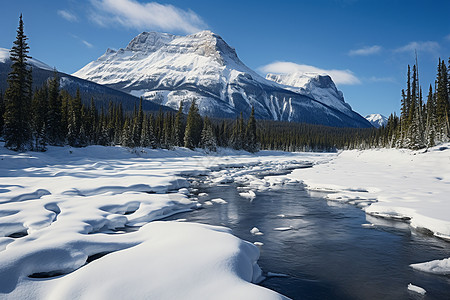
[167, 168, 450, 300]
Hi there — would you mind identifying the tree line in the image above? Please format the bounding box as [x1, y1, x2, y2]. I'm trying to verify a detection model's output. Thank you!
[373, 58, 450, 149]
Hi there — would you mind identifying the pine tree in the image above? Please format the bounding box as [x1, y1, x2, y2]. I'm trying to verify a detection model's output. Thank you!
[67, 89, 83, 146]
[184, 100, 203, 149]
[200, 116, 217, 152]
[132, 98, 144, 147]
[147, 113, 157, 148]
[121, 118, 133, 147]
[436, 59, 450, 140]
[174, 102, 184, 147]
[163, 112, 173, 148]
[231, 112, 245, 149]
[31, 84, 48, 151]
[244, 106, 259, 152]
[0, 91, 4, 136]
[46, 73, 63, 145]
[3, 15, 32, 151]
[88, 98, 98, 144]
[426, 84, 436, 147]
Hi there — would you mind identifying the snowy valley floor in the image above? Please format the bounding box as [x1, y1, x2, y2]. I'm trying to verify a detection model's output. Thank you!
[0, 143, 449, 299]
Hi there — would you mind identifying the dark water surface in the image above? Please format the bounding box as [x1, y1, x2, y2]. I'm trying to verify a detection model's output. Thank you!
[165, 168, 450, 300]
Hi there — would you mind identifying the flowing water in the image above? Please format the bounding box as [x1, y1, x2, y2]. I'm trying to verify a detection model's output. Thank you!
[165, 166, 450, 300]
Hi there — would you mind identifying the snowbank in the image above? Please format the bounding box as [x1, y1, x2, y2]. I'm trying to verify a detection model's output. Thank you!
[0, 144, 320, 299]
[288, 144, 450, 275]
[288, 144, 450, 239]
[410, 257, 450, 275]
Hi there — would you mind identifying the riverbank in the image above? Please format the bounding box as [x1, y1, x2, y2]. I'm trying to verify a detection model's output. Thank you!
[288, 143, 450, 275]
[0, 144, 328, 299]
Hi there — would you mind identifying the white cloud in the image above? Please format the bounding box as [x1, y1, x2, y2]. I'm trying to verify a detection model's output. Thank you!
[82, 40, 94, 48]
[71, 34, 94, 48]
[89, 0, 207, 34]
[367, 76, 396, 83]
[348, 45, 382, 56]
[259, 61, 361, 85]
[394, 41, 440, 54]
[57, 10, 78, 22]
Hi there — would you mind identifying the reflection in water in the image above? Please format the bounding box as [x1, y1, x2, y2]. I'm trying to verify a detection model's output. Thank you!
[165, 172, 450, 300]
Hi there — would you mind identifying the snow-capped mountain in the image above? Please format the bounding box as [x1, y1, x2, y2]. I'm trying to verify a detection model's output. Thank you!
[0, 48, 167, 113]
[74, 31, 371, 128]
[365, 114, 388, 128]
[265, 72, 352, 117]
[0, 47, 53, 71]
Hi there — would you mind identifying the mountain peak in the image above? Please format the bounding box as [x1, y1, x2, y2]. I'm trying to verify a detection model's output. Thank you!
[365, 114, 387, 128]
[266, 72, 336, 90]
[125, 31, 177, 52]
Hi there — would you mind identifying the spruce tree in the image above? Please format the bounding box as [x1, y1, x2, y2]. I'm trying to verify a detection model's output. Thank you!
[121, 118, 133, 147]
[67, 89, 83, 146]
[174, 102, 184, 147]
[31, 84, 48, 151]
[3, 15, 32, 151]
[184, 100, 203, 149]
[132, 98, 144, 147]
[46, 73, 63, 145]
[426, 84, 436, 147]
[0, 91, 4, 136]
[244, 106, 258, 153]
[200, 116, 217, 152]
[436, 59, 450, 140]
[147, 113, 157, 148]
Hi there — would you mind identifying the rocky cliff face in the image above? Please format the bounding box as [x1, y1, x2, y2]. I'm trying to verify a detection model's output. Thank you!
[73, 31, 371, 128]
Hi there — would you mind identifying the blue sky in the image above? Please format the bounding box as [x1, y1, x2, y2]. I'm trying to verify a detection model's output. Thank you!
[1, 0, 449, 117]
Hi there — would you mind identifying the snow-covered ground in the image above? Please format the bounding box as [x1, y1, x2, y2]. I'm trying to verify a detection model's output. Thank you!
[287, 143, 450, 275]
[0, 144, 327, 299]
[1, 142, 449, 298]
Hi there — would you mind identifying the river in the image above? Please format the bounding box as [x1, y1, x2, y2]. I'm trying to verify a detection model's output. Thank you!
[165, 165, 450, 299]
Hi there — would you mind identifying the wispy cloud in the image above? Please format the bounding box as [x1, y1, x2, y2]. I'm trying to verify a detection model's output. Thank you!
[348, 45, 382, 56]
[71, 34, 94, 48]
[445, 34, 450, 41]
[57, 10, 78, 22]
[89, 0, 207, 34]
[259, 61, 360, 85]
[394, 41, 440, 54]
[81, 40, 94, 48]
[367, 76, 397, 83]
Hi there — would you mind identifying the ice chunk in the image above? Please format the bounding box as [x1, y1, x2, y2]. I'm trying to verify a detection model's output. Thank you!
[254, 242, 264, 246]
[407, 283, 426, 295]
[239, 190, 256, 200]
[178, 188, 190, 195]
[250, 227, 263, 236]
[274, 226, 293, 231]
[410, 257, 450, 275]
[198, 193, 208, 197]
[211, 198, 227, 204]
[361, 223, 374, 228]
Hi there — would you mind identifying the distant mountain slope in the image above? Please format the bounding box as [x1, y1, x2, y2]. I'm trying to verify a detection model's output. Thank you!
[0, 48, 171, 113]
[365, 114, 388, 128]
[73, 31, 371, 128]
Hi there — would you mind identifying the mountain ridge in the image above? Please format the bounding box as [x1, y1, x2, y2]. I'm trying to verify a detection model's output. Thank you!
[0, 47, 171, 113]
[73, 30, 372, 128]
